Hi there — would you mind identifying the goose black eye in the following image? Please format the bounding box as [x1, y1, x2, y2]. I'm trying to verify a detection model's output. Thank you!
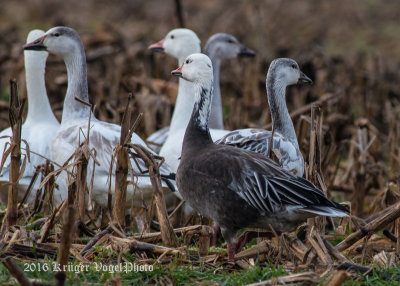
[170, 35, 174, 39]
[54, 33, 60, 37]
[291, 64, 297, 69]
[186, 59, 190, 64]
[227, 39, 234, 44]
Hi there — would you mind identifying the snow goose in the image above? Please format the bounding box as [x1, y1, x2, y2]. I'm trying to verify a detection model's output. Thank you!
[24, 26, 176, 209]
[0, 29, 62, 205]
[146, 28, 202, 154]
[148, 29, 254, 170]
[173, 53, 348, 261]
[215, 58, 312, 177]
[149, 29, 227, 171]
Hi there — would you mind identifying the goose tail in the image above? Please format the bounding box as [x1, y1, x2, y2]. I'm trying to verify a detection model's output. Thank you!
[301, 204, 349, 218]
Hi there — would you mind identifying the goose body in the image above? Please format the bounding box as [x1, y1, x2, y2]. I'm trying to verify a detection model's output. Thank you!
[0, 29, 62, 205]
[174, 54, 348, 261]
[24, 27, 175, 209]
[215, 58, 311, 177]
[147, 29, 255, 157]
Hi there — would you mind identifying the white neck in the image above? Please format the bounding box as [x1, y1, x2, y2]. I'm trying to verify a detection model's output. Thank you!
[192, 81, 213, 131]
[168, 76, 196, 132]
[61, 45, 91, 123]
[168, 55, 198, 132]
[24, 51, 58, 124]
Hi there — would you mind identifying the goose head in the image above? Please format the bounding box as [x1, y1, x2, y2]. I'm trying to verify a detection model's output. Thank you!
[25, 29, 48, 70]
[171, 53, 213, 85]
[269, 58, 312, 86]
[149, 28, 201, 61]
[204, 33, 255, 60]
[24, 26, 83, 58]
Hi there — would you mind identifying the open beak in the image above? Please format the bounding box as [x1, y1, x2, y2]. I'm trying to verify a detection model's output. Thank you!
[171, 64, 183, 77]
[148, 39, 164, 52]
[298, 71, 313, 84]
[23, 35, 47, 51]
[238, 46, 256, 58]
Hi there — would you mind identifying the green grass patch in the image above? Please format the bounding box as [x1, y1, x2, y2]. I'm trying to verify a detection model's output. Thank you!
[344, 267, 400, 286]
[0, 257, 288, 285]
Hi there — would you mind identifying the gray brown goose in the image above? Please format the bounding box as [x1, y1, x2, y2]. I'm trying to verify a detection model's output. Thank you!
[173, 53, 348, 261]
[215, 58, 311, 177]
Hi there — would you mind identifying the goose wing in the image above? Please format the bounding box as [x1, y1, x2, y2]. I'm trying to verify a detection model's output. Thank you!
[215, 128, 304, 176]
[215, 128, 272, 155]
[207, 146, 347, 216]
[54, 120, 174, 179]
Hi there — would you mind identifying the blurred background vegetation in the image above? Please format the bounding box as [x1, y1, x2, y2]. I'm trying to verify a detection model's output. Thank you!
[1, 0, 399, 125]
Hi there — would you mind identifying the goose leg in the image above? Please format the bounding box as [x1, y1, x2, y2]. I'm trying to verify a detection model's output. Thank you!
[235, 231, 276, 253]
[227, 242, 237, 262]
[220, 227, 238, 262]
[211, 224, 220, 246]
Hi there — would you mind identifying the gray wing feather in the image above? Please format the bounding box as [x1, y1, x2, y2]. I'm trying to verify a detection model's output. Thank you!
[225, 151, 343, 215]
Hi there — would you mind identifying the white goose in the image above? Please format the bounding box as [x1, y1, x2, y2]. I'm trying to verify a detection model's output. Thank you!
[0, 29, 62, 205]
[147, 31, 256, 154]
[148, 29, 228, 171]
[148, 29, 256, 171]
[24, 26, 176, 209]
[215, 58, 312, 177]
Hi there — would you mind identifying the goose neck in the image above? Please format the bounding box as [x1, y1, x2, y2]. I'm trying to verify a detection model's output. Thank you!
[209, 57, 224, 129]
[168, 78, 195, 132]
[182, 81, 214, 152]
[24, 53, 57, 123]
[266, 76, 298, 146]
[62, 46, 91, 123]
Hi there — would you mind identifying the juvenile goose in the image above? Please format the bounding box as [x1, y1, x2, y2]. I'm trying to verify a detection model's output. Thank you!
[204, 33, 255, 129]
[174, 53, 348, 261]
[215, 58, 311, 177]
[0, 29, 62, 205]
[146, 29, 255, 155]
[24, 26, 176, 209]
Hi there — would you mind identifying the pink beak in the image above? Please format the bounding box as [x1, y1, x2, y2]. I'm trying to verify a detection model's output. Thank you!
[148, 39, 164, 52]
[23, 35, 47, 51]
[171, 63, 184, 77]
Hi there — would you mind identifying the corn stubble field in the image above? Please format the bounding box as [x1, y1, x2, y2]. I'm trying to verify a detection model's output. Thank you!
[0, 0, 400, 285]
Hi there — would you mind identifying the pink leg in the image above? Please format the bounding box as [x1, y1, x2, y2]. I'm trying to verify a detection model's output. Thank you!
[211, 225, 220, 246]
[227, 242, 237, 262]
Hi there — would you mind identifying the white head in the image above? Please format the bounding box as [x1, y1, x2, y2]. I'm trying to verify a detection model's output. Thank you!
[267, 58, 312, 86]
[25, 29, 48, 70]
[171, 53, 213, 86]
[24, 26, 83, 58]
[172, 53, 214, 130]
[204, 33, 255, 60]
[149, 28, 201, 61]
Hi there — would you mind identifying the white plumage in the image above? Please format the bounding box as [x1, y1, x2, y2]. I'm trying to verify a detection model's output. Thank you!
[24, 26, 176, 209]
[0, 29, 62, 205]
